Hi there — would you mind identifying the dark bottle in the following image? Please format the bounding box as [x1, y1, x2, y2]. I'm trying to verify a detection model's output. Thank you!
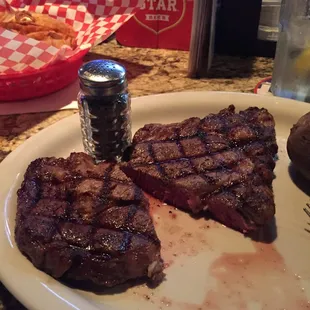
[77, 59, 131, 162]
[215, 0, 277, 58]
[215, 0, 262, 56]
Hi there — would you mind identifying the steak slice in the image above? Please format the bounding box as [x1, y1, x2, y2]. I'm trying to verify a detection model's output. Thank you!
[15, 152, 163, 287]
[122, 105, 278, 233]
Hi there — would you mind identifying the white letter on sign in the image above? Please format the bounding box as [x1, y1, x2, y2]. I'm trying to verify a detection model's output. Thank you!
[167, 0, 177, 11]
[157, 0, 166, 10]
[148, 0, 156, 10]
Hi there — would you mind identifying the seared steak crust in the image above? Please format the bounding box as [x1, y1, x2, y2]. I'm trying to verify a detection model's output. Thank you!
[15, 152, 163, 287]
[122, 105, 278, 233]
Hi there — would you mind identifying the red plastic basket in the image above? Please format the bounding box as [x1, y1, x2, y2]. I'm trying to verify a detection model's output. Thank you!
[0, 52, 86, 102]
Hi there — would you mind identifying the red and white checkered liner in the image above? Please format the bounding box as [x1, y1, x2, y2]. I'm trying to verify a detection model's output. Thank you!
[0, 0, 143, 74]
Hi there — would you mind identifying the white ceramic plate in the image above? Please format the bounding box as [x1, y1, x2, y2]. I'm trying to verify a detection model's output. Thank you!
[1, 91, 310, 310]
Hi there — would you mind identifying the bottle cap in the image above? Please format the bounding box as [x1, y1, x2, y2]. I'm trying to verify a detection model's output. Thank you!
[78, 59, 127, 96]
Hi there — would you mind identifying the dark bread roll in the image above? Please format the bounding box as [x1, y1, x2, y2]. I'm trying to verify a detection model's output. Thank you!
[287, 112, 310, 179]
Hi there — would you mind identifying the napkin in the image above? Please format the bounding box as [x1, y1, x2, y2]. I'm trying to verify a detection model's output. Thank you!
[0, 79, 79, 115]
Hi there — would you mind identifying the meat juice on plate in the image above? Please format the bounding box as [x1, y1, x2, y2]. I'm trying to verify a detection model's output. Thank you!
[81, 195, 309, 310]
[148, 198, 309, 310]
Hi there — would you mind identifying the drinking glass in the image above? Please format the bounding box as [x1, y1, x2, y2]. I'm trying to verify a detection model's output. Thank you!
[271, 0, 310, 102]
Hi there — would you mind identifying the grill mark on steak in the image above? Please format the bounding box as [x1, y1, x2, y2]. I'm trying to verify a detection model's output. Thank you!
[120, 232, 132, 252]
[174, 126, 200, 177]
[148, 140, 169, 180]
[101, 163, 114, 201]
[126, 204, 138, 224]
[15, 152, 163, 287]
[129, 141, 275, 168]
[122, 105, 278, 233]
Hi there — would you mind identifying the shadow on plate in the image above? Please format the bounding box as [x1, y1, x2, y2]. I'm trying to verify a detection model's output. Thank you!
[62, 275, 164, 295]
[288, 163, 310, 196]
[247, 217, 277, 244]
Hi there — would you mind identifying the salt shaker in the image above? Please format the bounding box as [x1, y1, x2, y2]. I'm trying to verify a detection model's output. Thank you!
[77, 59, 131, 162]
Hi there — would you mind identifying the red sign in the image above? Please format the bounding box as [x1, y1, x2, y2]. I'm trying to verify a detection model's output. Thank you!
[116, 0, 193, 50]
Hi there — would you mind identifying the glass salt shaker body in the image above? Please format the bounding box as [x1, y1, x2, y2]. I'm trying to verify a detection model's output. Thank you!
[77, 59, 131, 162]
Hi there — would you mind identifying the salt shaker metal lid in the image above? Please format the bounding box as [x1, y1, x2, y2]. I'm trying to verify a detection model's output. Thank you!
[78, 59, 127, 96]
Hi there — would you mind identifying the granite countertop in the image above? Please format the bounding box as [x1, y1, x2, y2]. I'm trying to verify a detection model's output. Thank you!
[0, 40, 273, 309]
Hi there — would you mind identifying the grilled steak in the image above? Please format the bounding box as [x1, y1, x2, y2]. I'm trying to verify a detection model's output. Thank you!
[15, 152, 163, 287]
[122, 105, 278, 233]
